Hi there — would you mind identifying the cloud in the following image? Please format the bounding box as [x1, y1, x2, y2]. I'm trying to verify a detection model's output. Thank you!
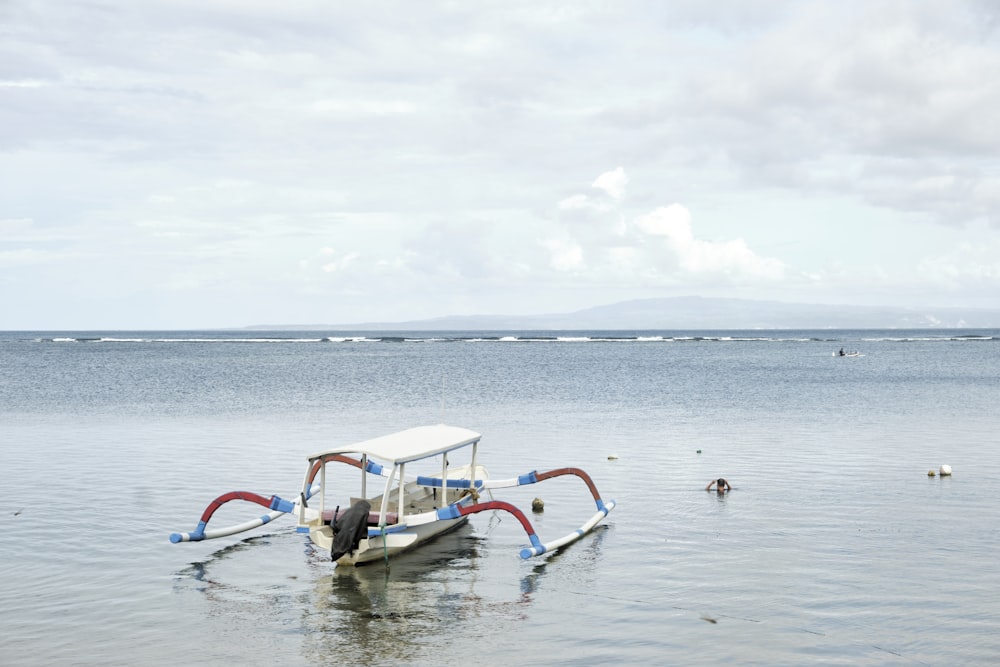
[545, 169, 785, 286]
[859, 160, 1000, 227]
[633, 204, 693, 242]
[309, 99, 417, 116]
[541, 238, 585, 271]
[2, 2, 999, 327]
[591, 166, 628, 200]
[918, 239, 1000, 285]
[595, 2, 1000, 228]
[321, 250, 360, 273]
[0, 248, 60, 267]
[634, 204, 785, 281]
[557, 194, 610, 212]
[0, 218, 35, 235]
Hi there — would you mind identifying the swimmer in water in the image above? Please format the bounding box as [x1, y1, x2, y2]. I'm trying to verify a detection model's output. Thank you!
[706, 478, 731, 493]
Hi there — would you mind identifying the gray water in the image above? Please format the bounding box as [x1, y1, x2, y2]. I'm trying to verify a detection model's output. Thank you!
[1, 330, 997, 665]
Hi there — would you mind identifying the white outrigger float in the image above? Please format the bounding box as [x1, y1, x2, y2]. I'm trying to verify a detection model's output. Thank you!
[170, 425, 616, 565]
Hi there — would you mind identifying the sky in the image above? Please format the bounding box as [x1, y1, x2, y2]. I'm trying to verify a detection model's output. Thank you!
[2, 1, 999, 329]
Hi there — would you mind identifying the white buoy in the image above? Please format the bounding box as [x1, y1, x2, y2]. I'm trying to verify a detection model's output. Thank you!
[939, 464, 952, 476]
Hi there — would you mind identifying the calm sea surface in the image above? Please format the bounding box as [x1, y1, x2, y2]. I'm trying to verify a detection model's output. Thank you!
[1, 329, 998, 666]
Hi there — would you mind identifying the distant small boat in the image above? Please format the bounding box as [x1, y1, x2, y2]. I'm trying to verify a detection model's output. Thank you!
[833, 351, 862, 357]
[170, 424, 616, 566]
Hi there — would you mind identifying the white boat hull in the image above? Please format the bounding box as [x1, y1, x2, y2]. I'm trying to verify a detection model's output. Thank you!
[312, 515, 469, 566]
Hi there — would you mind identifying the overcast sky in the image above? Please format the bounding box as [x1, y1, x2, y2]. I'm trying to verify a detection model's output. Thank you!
[2, 1, 999, 329]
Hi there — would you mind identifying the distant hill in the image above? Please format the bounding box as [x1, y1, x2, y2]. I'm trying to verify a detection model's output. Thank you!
[247, 296, 1000, 330]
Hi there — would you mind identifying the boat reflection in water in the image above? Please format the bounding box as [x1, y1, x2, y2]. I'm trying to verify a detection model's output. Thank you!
[173, 506, 611, 665]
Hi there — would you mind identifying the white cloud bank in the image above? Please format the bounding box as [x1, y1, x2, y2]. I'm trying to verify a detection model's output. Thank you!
[634, 205, 785, 281]
[543, 170, 784, 287]
[1, 1, 998, 327]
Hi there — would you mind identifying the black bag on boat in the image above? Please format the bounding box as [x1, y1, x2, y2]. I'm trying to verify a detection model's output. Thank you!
[330, 500, 371, 561]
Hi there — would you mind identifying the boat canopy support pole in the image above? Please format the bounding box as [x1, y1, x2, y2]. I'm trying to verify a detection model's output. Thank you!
[439, 455, 448, 507]
[397, 463, 406, 521]
[378, 464, 399, 528]
[320, 463, 326, 516]
[361, 454, 368, 499]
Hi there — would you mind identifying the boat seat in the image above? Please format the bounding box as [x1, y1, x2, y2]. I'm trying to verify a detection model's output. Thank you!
[321, 508, 399, 526]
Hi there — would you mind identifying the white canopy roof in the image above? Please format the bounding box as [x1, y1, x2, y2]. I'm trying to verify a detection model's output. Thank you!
[307, 424, 481, 465]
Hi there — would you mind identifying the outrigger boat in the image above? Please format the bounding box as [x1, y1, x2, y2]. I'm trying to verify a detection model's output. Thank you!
[170, 424, 616, 565]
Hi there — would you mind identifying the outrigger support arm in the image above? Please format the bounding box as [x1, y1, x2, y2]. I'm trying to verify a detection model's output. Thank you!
[435, 500, 544, 554]
[482, 467, 613, 513]
[434, 497, 616, 559]
[170, 486, 318, 543]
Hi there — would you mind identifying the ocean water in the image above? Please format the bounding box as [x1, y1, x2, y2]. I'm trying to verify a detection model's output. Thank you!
[1, 329, 997, 666]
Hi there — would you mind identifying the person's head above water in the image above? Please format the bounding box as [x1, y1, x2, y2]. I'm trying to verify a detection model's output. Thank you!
[706, 478, 731, 492]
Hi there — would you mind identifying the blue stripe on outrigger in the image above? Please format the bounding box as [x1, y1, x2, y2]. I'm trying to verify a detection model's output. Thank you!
[170, 519, 208, 543]
[269, 496, 296, 513]
[435, 505, 462, 520]
[518, 471, 538, 485]
[415, 476, 478, 488]
[519, 534, 545, 559]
